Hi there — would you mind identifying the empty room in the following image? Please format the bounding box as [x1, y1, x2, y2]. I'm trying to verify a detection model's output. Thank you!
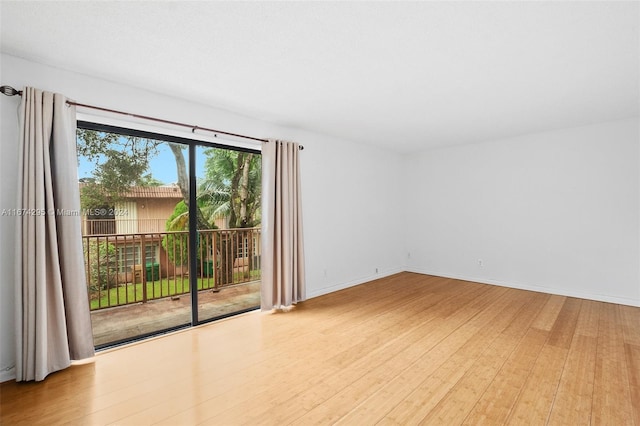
[0, 1, 638, 425]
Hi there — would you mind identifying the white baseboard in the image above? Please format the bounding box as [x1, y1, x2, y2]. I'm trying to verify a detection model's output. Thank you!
[406, 266, 640, 307]
[306, 267, 404, 300]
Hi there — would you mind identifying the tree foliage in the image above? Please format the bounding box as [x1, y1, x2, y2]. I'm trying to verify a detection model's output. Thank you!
[162, 201, 190, 266]
[200, 149, 261, 284]
[77, 129, 160, 209]
[166, 149, 262, 230]
[77, 129, 212, 229]
[162, 149, 262, 284]
[200, 149, 261, 228]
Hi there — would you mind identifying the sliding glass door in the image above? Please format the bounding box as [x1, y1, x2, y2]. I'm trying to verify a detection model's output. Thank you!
[77, 123, 261, 348]
[195, 145, 262, 323]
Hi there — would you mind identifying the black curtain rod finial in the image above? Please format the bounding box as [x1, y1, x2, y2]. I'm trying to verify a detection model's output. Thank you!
[0, 85, 22, 97]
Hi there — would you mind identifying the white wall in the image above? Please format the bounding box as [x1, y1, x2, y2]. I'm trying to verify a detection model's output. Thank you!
[0, 54, 406, 381]
[405, 118, 640, 306]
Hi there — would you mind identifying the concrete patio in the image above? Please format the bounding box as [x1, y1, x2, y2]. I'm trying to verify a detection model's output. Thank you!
[90, 281, 260, 347]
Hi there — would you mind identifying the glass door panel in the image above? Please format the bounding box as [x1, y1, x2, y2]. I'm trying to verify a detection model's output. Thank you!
[195, 144, 261, 323]
[77, 127, 192, 348]
[77, 124, 261, 347]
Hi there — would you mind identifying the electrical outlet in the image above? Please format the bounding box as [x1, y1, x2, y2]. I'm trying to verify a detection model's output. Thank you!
[375, 268, 379, 274]
[407, 252, 411, 259]
[478, 259, 483, 267]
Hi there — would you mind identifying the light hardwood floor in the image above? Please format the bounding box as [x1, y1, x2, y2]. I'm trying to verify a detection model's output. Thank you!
[1, 272, 639, 425]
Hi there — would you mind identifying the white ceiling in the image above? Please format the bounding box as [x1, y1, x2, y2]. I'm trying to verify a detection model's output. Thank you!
[1, 1, 638, 153]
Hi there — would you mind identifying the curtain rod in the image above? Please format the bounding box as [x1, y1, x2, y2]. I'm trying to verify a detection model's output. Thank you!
[0, 85, 304, 150]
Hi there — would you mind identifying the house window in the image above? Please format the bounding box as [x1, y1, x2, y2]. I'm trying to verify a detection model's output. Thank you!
[117, 244, 139, 272]
[236, 236, 260, 260]
[117, 243, 158, 272]
[144, 244, 158, 264]
[237, 237, 248, 258]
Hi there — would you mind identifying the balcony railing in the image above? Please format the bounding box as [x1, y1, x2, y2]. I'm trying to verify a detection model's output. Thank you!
[82, 218, 168, 235]
[83, 227, 261, 311]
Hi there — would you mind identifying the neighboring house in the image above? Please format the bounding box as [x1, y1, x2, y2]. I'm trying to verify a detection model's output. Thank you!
[81, 185, 184, 282]
[82, 184, 183, 236]
[80, 184, 260, 283]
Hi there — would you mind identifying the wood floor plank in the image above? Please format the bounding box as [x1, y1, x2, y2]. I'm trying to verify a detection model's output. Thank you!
[591, 303, 635, 425]
[531, 294, 567, 331]
[506, 344, 569, 425]
[1, 272, 638, 426]
[619, 304, 640, 346]
[151, 278, 462, 425]
[505, 297, 603, 425]
[460, 328, 549, 425]
[206, 279, 494, 425]
[625, 343, 640, 426]
[546, 334, 598, 425]
[418, 292, 549, 425]
[376, 289, 538, 425]
[331, 287, 514, 426]
[546, 297, 582, 349]
[292, 287, 512, 426]
[574, 299, 602, 338]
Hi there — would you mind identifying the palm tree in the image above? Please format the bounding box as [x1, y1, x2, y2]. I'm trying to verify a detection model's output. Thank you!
[201, 148, 261, 228]
[164, 148, 261, 285]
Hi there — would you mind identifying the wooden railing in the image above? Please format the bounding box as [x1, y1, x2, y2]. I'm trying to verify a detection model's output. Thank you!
[83, 227, 261, 310]
[82, 218, 167, 235]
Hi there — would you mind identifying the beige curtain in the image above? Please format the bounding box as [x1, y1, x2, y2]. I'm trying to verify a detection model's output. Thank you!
[261, 140, 306, 310]
[15, 87, 95, 382]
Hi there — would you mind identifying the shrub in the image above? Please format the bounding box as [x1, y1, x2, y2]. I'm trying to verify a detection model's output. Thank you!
[84, 240, 117, 292]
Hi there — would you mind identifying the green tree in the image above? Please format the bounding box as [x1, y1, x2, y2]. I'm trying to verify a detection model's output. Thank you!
[162, 201, 190, 266]
[137, 173, 164, 187]
[77, 129, 160, 208]
[163, 149, 261, 285]
[200, 149, 261, 285]
[165, 149, 262, 230]
[162, 200, 219, 267]
[200, 149, 261, 228]
[77, 129, 212, 229]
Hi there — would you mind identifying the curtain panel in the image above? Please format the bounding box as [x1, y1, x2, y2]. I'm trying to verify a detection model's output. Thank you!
[15, 87, 94, 382]
[261, 140, 306, 310]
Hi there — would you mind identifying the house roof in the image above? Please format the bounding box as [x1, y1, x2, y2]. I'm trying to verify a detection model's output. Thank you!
[123, 186, 183, 199]
[79, 182, 184, 199]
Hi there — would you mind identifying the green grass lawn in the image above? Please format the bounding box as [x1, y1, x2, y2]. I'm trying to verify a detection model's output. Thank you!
[89, 270, 260, 310]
